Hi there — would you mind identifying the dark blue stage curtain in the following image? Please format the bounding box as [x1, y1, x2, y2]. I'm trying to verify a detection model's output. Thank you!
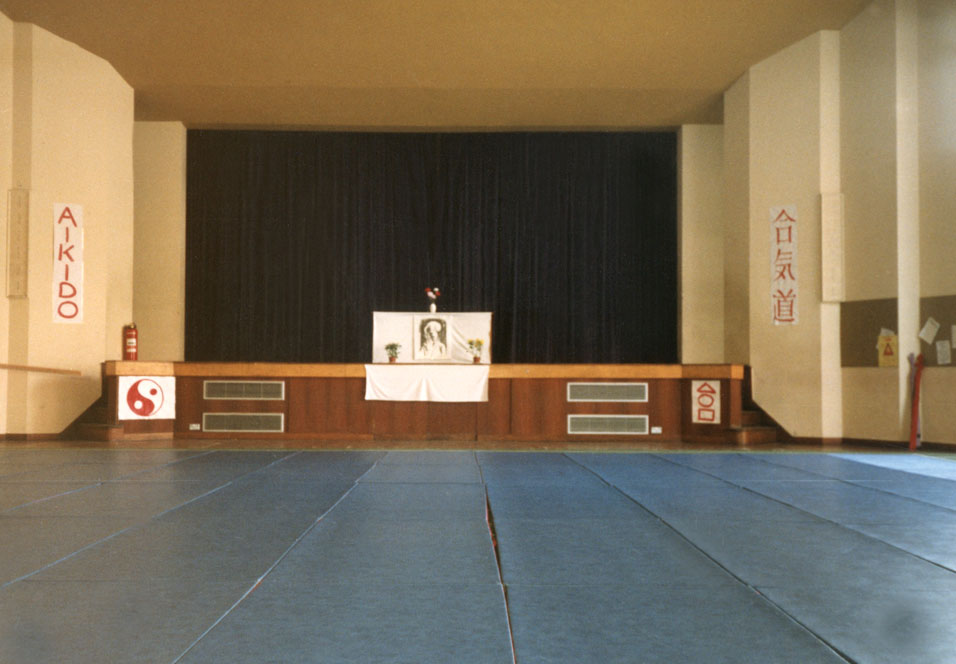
[185, 131, 677, 364]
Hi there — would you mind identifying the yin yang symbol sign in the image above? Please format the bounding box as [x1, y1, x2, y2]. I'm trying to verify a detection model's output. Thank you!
[126, 379, 164, 417]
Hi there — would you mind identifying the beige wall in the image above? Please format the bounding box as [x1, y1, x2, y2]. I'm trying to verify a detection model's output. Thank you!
[721, 74, 750, 364]
[922, 369, 956, 444]
[741, 31, 840, 438]
[842, 368, 901, 440]
[839, 0, 905, 440]
[916, 0, 956, 444]
[0, 15, 12, 434]
[841, 0, 899, 302]
[919, 0, 956, 298]
[713, 0, 955, 445]
[838, 0, 956, 444]
[133, 122, 187, 361]
[678, 125, 724, 363]
[1, 19, 133, 435]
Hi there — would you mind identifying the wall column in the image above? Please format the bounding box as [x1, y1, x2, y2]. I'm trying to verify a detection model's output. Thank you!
[134, 122, 188, 361]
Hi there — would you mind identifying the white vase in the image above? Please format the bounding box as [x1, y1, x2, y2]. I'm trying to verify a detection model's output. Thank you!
[429, 303, 436, 313]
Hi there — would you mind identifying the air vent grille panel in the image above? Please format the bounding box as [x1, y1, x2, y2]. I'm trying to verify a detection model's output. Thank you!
[567, 382, 647, 402]
[203, 413, 285, 433]
[204, 381, 285, 400]
[567, 415, 649, 435]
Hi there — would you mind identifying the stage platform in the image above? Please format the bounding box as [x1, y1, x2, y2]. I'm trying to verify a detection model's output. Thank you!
[96, 362, 762, 444]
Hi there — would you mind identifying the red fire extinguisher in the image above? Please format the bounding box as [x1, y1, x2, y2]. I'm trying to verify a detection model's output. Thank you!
[123, 323, 138, 361]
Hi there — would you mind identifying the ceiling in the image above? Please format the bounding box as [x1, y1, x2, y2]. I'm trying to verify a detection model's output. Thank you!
[0, 0, 872, 129]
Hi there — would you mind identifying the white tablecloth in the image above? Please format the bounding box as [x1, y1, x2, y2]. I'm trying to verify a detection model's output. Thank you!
[364, 364, 489, 402]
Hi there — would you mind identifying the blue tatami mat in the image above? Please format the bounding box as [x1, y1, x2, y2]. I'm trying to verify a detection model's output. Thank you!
[178, 451, 513, 664]
[662, 453, 956, 570]
[3, 449, 956, 663]
[0, 451, 381, 663]
[835, 453, 956, 480]
[178, 578, 514, 664]
[573, 452, 956, 664]
[505, 581, 846, 664]
[495, 454, 846, 663]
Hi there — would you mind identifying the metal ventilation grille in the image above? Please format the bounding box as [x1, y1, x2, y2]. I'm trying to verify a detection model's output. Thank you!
[567, 415, 649, 435]
[203, 413, 285, 433]
[567, 382, 648, 402]
[204, 381, 285, 400]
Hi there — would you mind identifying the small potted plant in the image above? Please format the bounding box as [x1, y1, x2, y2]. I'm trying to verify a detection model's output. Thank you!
[467, 339, 484, 363]
[385, 342, 401, 363]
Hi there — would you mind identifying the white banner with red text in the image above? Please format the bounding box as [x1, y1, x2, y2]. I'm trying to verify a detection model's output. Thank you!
[770, 205, 798, 325]
[53, 204, 84, 323]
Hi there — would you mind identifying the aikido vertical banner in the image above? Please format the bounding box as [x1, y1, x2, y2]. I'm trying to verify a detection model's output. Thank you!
[53, 204, 84, 323]
[770, 205, 797, 325]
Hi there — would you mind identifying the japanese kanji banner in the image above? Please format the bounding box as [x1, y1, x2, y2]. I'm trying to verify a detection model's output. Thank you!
[53, 204, 84, 323]
[770, 205, 797, 325]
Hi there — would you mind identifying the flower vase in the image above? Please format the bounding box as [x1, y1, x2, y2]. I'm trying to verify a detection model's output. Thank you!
[389, 356, 396, 363]
[429, 303, 437, 313]
[472, 355, 480, 364]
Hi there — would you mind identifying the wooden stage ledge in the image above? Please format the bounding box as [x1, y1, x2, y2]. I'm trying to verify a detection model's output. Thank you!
[98, 362, 748, 444]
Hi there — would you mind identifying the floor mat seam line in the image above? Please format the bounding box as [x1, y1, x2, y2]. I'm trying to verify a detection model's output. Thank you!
[477, 454, 519, 664]
[170, 455, 383, 663]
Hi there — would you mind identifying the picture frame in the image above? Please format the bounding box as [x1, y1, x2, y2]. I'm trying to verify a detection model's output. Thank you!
[413, 315, 450, 361]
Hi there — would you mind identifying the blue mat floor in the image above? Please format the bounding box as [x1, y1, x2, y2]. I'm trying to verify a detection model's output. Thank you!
[1, 448, 955, 662]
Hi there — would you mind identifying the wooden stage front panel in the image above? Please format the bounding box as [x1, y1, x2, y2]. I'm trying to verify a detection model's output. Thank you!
[102, 362, 744, 443]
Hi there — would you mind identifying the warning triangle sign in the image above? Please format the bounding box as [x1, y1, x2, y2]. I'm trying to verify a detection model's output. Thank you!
[878, 334, 899, 367]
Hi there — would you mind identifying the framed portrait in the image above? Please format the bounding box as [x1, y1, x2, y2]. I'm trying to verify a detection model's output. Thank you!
[413, 316, 450, 361]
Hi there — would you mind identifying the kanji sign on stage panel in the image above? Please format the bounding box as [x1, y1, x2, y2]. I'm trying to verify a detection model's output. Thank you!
[117, 376, 176, 420]
[691, 380, 721, 424]
[770, 205, 798, 325]
[53, 204, 84, 323]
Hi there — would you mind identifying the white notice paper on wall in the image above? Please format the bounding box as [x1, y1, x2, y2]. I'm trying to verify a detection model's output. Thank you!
[919, 317, 940, 344]
[937, 340, 952, 365]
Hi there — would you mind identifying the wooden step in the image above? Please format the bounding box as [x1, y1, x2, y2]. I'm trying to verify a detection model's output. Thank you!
[740, 410, 764, 427]
[731, 425, 778, 445]
[86, 405, 110, 420]
[74, 422, 125, 442]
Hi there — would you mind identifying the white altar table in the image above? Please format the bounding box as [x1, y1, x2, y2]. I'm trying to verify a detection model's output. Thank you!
[371, 311, 492, 364]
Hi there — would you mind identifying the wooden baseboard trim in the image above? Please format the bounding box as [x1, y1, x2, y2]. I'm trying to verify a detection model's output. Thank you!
[838, 437, 909, 450]
[780, 436, 850, 447]
[917, 440, 956, 452]
[173, 432, 376, 441]
[0, 433, 65, 441]
[836, 437, 956, 452]
[108, 432, 175, 442]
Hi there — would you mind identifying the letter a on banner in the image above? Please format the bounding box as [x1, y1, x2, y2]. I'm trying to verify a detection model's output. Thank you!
[53, 204, 84, 323]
